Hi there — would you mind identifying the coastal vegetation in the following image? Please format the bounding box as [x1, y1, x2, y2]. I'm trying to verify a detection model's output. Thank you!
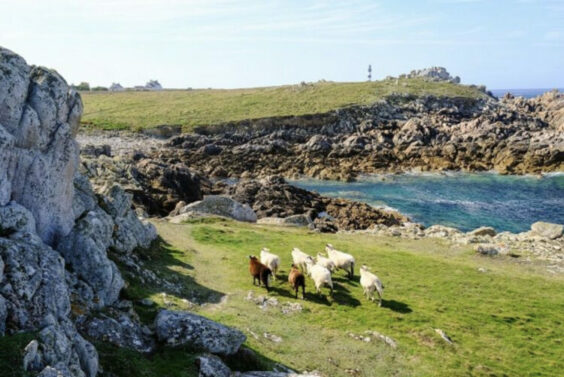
[80, 78, 487, 131]
[104, 218, 564, 377]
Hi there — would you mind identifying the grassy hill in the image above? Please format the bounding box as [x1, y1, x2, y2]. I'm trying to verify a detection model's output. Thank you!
[80, 79, 487, 131]
[96, 218, 563, 377]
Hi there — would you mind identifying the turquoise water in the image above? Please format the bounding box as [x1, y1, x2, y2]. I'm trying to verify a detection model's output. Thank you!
[291, 173, 564, 233]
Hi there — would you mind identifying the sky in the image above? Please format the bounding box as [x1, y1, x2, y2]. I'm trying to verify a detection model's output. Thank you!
[0, 0, 563, 89]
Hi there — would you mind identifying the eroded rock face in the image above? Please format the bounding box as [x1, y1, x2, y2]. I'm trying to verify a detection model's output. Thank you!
[0, 47, 82, 246]
[1, 47, 158, 376]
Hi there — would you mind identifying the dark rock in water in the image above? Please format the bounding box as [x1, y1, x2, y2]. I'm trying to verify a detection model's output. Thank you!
[155, 310, 246, 355]
[224, 176, 407, 232]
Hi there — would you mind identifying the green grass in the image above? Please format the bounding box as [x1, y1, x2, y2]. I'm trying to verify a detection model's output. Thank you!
[80, 79, 486, 131]
[0, 332, 35, 377]
[113, 218, 564, 377]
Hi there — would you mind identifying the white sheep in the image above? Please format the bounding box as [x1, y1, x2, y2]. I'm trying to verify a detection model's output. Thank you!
[359, 265, 384, 306]
[305, 257, 333, 295]
[325, 244, 355, 279]
[315, 253, 336, 273]
[291, 247, 311, 273]
[260, 248, 280, 280]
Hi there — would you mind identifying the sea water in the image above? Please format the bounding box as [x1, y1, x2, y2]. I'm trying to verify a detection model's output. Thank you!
[490, 88, 563, 98]
[291, 172, 564, 233]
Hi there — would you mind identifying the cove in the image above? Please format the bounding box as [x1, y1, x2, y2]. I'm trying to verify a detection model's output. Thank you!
[291, 172, 564, 233]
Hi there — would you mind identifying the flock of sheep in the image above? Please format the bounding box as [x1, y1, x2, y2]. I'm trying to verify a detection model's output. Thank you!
[248, 244, 384, 306]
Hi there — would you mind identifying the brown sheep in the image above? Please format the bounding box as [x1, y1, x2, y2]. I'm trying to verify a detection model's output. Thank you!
[288, 264, 306, 299]
[249, 255, 272, 291]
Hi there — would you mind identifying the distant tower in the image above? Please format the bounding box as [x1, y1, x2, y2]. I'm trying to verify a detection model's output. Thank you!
[368, 65, 372, 81]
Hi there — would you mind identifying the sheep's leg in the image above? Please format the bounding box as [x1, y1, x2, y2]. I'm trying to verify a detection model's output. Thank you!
[376, 291, 382, 307]
[294, 285, 298, 298]
[301, 284, 305, 299]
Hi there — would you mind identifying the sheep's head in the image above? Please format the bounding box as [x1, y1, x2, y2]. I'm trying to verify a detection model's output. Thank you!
[249, 255, 258, 261]
[360, 265, 369, 271]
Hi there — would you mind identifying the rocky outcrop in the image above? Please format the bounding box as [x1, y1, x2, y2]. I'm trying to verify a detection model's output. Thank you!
[1, 47, 158, 376]
[157, 92, 562, 181]
[155, 310, 246, 355]
[0, 47, 82, 246]
[79, 151, 208, 216]
[401, 66, 461, 84]
[356, 222, 564, 272]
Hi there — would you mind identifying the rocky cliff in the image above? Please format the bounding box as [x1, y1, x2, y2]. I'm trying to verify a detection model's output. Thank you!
[0, 47, 156, 376]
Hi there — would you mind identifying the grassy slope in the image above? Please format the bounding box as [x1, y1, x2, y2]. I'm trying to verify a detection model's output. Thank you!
[80, 79, 486, 131]
[110, 218, 563, 377]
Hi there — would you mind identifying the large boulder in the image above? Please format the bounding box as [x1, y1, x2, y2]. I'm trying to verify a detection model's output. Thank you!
[179, 195, 257, 222]
[0, 47, 82, 246]
[531, 221, 563, 240]
[81, 314, 155, 353]
[155, 310, 246, 355]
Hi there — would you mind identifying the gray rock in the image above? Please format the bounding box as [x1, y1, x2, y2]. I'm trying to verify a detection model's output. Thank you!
[73, 334, 98, 377]
[475, 244, 499, 256]
[56, 208, 124, 308]
[0, 201, 37, 235]
[155, 310, 246, 355]
[234, 373, 320, 377]
[82, 314, 155, 353]
[0, 47, 82, 246]
[531, 221, 563, 240]
[72, 174, 97, 220]
[37, 366, 72, 377]
[100, 184, 157, 253]
[140, 298, 155, 307]
[196, 354, 231, 377]
[23, 340, 41, 371]
[0, 294, 6, 335]
[469, 226, 496, 237]
[179, 195, 257, 223]
[281, 214, 312, 227]
[257, 214, 312, 228]
[0, 236, 70, 330]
